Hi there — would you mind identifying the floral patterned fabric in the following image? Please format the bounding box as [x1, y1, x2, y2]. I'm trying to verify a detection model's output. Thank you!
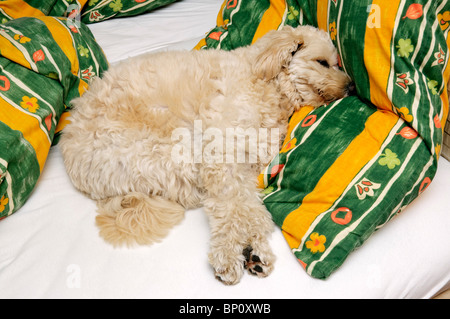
[0, 0, 178, 220]
[80, 0, 179, 23]
[0, 0, 89, 21]
[0, 16, 108, 219]
[198, 0, 449, 279]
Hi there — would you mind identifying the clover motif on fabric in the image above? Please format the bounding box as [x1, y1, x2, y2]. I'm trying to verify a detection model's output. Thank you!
[396, 38, 414, 58]
[427, 78, 439, 95]
[109, 0, 123, 12]
[77, 44, 90, 58]
[287, 6, 299, 21]
[378, 148, 401, 169]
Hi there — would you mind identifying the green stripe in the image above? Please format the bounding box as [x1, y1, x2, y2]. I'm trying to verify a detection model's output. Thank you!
[297, 127, 437, 278]
[205, 0, 271, 50]
[333, 1, 372, 99]
[263, 97, 376, 226]
[23, 0, 54, 15]
[0, 121, 40, 218]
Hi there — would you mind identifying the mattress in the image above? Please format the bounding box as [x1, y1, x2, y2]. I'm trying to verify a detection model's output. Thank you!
[0, 0, 449, 299]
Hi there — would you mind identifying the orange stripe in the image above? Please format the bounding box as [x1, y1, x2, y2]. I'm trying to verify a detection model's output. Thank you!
[364, 0, 401, 111]
[0, 0, 45, 19]
[251, 0, 287, 44]
[281, 110, 399, 247]
[0, 96, 50, 171]
[316, 0, 328, 32]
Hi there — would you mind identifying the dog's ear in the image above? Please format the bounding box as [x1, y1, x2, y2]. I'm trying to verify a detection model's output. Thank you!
[252, 26, 303, 80]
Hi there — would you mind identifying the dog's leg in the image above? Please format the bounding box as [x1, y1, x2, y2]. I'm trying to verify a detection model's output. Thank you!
[200, 164, 275, 285]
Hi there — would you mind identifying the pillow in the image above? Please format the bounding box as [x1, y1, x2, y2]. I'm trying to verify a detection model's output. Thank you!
[198, 0, 449, 279]
[0, 0, 89, 22]
[0, 16, 108, 220]
[443, 87, 450, 160]
[80, 0, 180, 24]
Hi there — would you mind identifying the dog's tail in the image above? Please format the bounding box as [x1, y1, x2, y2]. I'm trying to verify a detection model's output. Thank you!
[95, 192, 185, 247]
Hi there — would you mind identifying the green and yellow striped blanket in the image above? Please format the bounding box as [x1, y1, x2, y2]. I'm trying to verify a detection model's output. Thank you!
[0, 0, 179, 218]
[198, 0, 449, 279]
[0, 15, 108, 218]
[1, 0, 448, 280]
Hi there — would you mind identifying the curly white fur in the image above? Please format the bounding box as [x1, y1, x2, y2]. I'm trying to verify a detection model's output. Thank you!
[59, 25, 351, 285]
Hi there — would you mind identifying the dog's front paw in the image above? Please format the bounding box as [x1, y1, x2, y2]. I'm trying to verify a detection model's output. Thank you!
[242, 243, 275, 278]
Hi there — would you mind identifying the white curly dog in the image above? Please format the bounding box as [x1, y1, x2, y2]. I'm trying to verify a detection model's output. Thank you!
[60, 25, 352, 285]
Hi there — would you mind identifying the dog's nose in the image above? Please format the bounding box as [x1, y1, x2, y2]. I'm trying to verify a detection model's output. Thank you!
[345, 82, 356, 96]
[346, 82, 356, 95]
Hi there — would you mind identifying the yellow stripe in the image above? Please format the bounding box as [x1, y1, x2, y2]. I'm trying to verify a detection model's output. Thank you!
[439, 33, 450, 130]
[364, 0, 401, 111]
[282, 106, 314, 148]
[0, 35, 32, 70]
[36, 17, 88, 96]
[0, 97, 50, 171]
[36, 17, 79, 79]
[251, 0, 286, 44]
[55, 110, 71, 134]
[193, 38, 206, 50]
[281, 110, 399, 248]
[216, 0, 227, 27]
[0, 0, 45, 19]
[316, 0, 328, 32]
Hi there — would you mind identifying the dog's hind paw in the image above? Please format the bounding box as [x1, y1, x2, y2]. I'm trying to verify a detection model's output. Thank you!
[211, 258, 245, 285]
[242, 245, 274, 278]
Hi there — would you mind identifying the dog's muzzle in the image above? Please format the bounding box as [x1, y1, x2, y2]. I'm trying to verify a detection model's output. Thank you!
[345, 82, 356, 96]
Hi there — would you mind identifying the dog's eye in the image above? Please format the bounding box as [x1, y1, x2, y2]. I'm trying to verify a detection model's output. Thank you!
[291, 43, 303, 56]
[317, 59, 330, 68]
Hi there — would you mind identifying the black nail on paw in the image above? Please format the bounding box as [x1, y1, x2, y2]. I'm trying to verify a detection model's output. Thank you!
[242, 246, 253, 262]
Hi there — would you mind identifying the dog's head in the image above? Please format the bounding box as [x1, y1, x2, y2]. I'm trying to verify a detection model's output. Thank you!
[252, 25, 353, 108]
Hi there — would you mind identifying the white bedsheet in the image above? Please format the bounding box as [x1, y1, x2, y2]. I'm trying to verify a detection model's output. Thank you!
[0, 0, 449, 299]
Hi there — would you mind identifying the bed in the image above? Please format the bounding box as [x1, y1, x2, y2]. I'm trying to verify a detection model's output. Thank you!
[0, 0, 449, 299]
